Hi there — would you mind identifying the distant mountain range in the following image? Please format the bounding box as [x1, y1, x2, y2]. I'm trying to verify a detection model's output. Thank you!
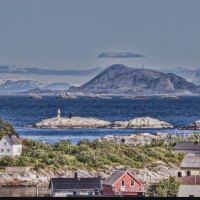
[0, 80, 70, 94]
[69, 64, 200, 95]
[0, 65, 102, 76]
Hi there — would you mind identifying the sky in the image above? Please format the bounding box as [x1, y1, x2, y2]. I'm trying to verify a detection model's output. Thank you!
[0, 0, 200, 84]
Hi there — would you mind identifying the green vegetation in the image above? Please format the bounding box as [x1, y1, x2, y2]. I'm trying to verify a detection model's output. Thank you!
[0, 137, 184, 171]
[0, 118, 19, 139]
[0, 119, 184, 173]
[147, 176, 180, 197]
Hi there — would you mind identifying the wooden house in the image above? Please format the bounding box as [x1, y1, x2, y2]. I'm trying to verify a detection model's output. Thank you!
[102, 170, 145, 197]
[49, 173, 103, 197]
[0, 135, 22, 157]
[177, 175, 200, 197]
[180, 154, 200, 176]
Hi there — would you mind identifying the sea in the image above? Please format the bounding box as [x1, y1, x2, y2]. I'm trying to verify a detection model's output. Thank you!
[0, 95, 200, 144]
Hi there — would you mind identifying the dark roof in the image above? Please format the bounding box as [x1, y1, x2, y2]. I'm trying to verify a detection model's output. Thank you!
[180, 154, 200, 168]
[173, 143, 200, 150]
[3, 135, 22, 145]
[177, 175, 200, 185]
[49, 177, 102, 190]
[103, 170, 140, 186]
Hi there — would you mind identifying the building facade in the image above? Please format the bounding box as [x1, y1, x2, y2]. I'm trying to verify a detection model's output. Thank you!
[102, 170, 145, 197]
[180, 154, 200, 176]
[177, 176, 200, 197]
[49, 173, 103, 197]
[0, 135, 22, 157]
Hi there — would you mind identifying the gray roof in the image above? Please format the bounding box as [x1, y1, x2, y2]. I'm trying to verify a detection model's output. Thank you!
[3, 135, 22, 145]
[173, 142, 200, 150]
[103, 170, 134, 186]
[178, 185, 200, 197]
[49, 177, 102, 190]
[180, 154, 200, 168]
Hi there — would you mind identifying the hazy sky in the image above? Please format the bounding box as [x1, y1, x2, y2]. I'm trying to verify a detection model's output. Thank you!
[0, 0, 200, 70]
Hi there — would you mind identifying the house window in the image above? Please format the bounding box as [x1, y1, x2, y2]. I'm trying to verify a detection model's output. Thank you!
[121, 180, 125, 187]
[7, 149, 10, 153]
[4, 142, 7, 146]
[1, 149, 4, 153]
[130, 181, 135, 187]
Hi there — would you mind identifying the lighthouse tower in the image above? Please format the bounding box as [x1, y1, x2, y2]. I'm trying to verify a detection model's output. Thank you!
[57, 109, 61, 118]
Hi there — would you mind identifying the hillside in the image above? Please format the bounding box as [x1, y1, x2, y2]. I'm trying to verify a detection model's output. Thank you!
[69, 64, 200, 95]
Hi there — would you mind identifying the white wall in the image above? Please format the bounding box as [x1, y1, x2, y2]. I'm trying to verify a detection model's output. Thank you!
[0, 137, 22, 157]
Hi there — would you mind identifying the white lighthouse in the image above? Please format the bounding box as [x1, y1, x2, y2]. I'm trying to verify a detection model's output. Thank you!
[57, 109, 61, 118]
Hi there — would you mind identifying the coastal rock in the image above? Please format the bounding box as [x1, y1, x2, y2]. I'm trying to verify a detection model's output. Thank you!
[181, 120, 200, 130]
[32, 112, 173, 129]
[33, 116, 111, 128]
[112, 117, 173, 129]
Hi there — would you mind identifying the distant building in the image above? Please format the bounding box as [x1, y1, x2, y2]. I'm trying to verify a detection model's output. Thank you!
[177, 175, 200, 197]
[102, 170, 145, 197]
[0, 135, 22, 157]
[173, 142, 200, 154]
[179, 154, 200, 176]
[49, 173, 103, 197]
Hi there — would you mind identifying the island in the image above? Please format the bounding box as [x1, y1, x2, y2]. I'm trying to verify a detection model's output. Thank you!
[30, 109, 173, 129]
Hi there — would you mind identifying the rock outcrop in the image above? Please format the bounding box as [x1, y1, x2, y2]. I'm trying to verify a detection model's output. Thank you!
[99, 132, 168, 146]
[180, 119, 200, 130]
[33, 116, 111, 128]
[111, 116, 173, 129]
[31, 115, 173, 129]
[0, 163, 179, 187]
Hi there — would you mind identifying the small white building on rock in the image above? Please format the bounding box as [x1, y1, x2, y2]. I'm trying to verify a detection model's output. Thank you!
[0, 135, 22, 157]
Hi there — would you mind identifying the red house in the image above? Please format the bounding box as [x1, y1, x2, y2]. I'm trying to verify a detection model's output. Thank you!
[102, 170, 145, 197]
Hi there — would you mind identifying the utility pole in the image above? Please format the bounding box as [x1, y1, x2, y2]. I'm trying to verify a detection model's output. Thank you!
[36, 183, 38, 197]
[163, 177, 167, 197]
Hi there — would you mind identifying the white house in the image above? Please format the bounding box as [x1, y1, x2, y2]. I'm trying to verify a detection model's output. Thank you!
[0, 135, 22, 157]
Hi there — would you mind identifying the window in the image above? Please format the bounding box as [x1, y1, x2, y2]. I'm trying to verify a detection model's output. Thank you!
[121, 180, 125, 187]
[4, 142, 7, 146]
[130, 181, 135, 187]
[7, 149, 10, 153]
[1, 149, 4, 153]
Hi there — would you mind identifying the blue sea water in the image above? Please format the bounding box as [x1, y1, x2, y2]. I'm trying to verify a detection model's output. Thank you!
[0, 96, 200, 144]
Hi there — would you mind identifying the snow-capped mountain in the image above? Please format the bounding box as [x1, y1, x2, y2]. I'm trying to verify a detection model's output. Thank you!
[192, 71, 200, 86]
[0, 80, 70, 94]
